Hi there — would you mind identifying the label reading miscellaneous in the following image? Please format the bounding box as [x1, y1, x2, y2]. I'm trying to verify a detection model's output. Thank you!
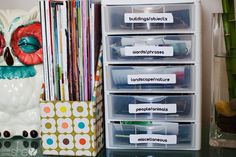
[130, 134, 177, 144]
[124, 13, 174, 23]
[129, 103, 177, 114]
[127, 74, 176, 85]
[124, 46, 174, 57]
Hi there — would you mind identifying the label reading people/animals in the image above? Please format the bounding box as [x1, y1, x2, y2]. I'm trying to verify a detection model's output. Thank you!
[127, 74, 176, 85]
[124, 46, 174, 57]
[130, 134, 177, 144]
[129, 103, 177, 114]
[124, 13, 174, 23]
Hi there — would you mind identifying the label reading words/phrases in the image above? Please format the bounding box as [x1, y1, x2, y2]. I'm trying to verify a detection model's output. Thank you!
[129, 103, 177, 114]
[130, 134, 177, 144]
[124, 46, 174, 57]
[127, 74, 176, 85]
[124, 13, 174, 23]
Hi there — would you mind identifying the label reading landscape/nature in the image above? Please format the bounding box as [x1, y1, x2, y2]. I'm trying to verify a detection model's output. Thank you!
[129, 103, 177, 114]
[127, 74, 176, 85]
[124, 46, 174, 57]
[129, 134, 177, 144]
[124, 13, 174, 23]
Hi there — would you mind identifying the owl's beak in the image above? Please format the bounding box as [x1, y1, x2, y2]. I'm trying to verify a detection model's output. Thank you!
[4, 47, 14, 66]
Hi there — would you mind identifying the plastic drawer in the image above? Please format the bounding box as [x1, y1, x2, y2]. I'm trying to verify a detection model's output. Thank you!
[106, 149, 199, 157]
[106, 35, 194, 63]
[108, 122, 195, 149]
[106, 66, 194, 92]
[104, 4, 194, 33]
[107, 94, 195, 121]
[107, 35, 194, 63]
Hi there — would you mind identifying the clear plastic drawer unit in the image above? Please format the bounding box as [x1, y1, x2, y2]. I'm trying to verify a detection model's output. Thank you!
[102, 0, 201, 150]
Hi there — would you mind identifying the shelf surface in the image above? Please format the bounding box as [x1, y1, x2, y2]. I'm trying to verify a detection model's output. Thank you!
[0, 128, 236, 157]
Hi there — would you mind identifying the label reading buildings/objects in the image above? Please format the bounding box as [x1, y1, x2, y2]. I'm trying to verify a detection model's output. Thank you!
[125, 13, 174, 23]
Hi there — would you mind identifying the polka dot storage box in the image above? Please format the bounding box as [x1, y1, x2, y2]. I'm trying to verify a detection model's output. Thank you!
[40, 54, 104, 156]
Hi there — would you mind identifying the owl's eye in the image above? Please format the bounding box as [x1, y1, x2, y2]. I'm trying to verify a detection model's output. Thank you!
[10, 22, 43, 65]
[0, 32, 5, 56]
[18, 36, 41, 53]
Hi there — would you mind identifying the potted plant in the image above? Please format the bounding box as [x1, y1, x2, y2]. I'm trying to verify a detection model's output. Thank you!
[210, 0, 236, 148]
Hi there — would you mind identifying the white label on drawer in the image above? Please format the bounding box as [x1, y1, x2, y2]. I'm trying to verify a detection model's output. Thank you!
[124, 46, 174, 57]
[129, 134, 177, 144]
[124, 13, 174, 23]
[127, 74, 176, 84]
[129, 103, 177, 114]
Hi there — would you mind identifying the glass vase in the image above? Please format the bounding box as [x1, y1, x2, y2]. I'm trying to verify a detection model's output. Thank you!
[210, 13, 236, 148]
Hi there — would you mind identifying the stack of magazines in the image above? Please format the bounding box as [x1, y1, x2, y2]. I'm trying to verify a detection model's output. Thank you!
[39, 0, 101, 101]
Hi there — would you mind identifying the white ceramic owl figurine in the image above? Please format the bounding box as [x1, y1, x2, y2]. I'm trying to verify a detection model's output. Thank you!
[0, 7, 43, 139]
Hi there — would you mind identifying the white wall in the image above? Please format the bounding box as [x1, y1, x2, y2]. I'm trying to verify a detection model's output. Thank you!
[0, 0, 38, 10]
[0, 0, 223, 127]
